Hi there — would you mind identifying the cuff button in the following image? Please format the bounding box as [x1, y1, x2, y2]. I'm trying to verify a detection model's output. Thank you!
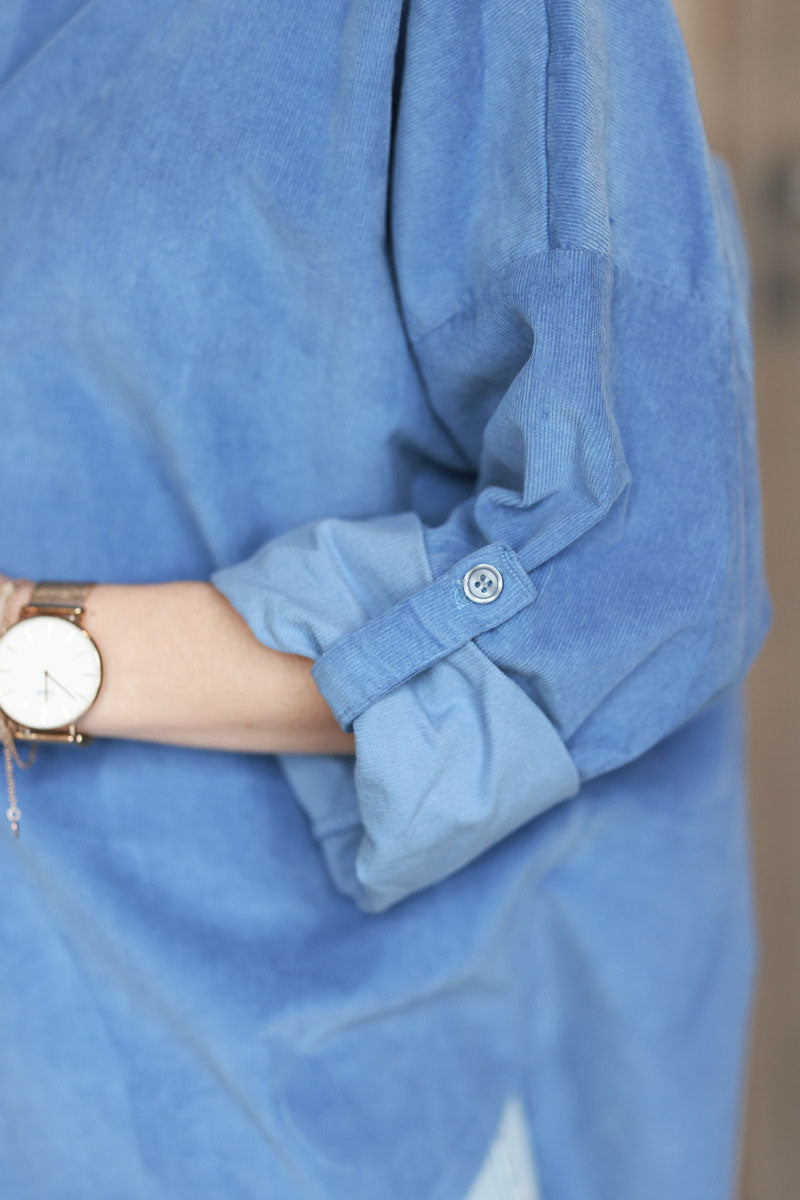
[463, 563, 504, 603]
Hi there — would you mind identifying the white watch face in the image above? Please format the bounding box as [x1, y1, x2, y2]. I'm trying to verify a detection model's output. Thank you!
[0, 615, 102, 731]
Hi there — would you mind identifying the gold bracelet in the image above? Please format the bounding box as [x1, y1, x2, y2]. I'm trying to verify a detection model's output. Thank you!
[0, 579, 39, 838]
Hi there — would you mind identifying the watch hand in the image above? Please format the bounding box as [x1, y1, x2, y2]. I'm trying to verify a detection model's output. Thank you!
[44, 670, 77, 702]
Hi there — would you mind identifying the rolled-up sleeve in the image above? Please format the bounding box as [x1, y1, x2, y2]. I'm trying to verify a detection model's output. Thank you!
[209, 0, 772, 912]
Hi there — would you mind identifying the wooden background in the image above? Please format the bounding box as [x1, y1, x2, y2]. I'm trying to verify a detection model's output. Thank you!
[671, 3, 799, 1197]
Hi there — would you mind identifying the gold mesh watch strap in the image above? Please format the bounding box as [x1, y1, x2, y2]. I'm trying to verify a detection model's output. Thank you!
[25, 581, 95, 614]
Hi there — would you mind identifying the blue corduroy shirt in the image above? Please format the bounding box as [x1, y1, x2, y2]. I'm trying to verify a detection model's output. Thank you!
[0, 2, 772, 1198]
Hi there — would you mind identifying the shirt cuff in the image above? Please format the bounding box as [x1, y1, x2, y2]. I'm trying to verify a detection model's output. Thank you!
[209, 509, 581, 912]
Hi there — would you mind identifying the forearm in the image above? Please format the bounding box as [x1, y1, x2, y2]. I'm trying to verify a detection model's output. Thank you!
[5, 578, 356, 756]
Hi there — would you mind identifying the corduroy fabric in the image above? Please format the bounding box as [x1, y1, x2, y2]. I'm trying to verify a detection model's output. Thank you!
[310, 539, 540, 731]
[0, 2, 772, 1198]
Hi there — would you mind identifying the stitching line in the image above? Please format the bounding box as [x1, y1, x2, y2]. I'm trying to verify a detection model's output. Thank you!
[409, 246, 734, 352]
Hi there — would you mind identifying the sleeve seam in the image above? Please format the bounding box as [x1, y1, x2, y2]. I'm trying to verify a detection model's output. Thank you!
[409, 245, 735, 350]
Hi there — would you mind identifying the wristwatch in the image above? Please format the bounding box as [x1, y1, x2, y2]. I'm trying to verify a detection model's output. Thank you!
[0, 581, 103, 744]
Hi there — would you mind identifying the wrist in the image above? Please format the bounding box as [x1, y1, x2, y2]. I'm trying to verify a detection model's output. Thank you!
[1, 578, 34, 631]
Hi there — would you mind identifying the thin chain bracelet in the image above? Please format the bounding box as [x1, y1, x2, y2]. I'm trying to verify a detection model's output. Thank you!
[0, 579, 38, 838]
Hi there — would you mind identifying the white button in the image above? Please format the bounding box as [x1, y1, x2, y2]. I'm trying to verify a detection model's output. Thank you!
[463, 563, 504, 603]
